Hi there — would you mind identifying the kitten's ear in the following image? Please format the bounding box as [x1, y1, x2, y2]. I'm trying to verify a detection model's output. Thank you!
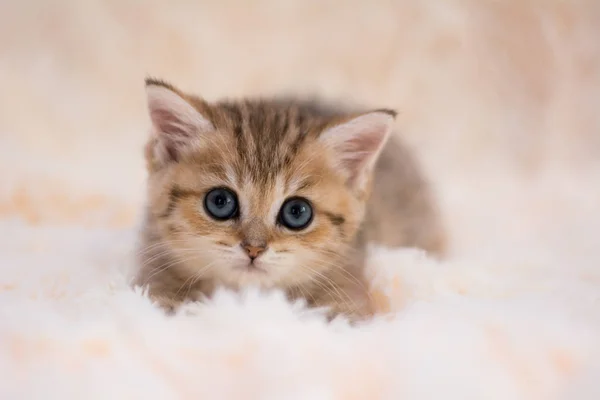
[144, 79, 214, 167]
[318, 110, 396, 192]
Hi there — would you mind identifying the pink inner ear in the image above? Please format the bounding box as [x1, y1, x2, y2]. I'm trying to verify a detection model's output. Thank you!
[149, 107, 197, 162]
[150, 107, 195, 140]
[342, 127, 387, 173]
[146, 85, 215, 163]
[318, 111, 394, 188]
[340, 115, 391, 175]
[146, 84, 213, 139]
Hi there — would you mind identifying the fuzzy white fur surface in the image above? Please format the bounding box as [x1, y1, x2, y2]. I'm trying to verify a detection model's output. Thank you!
[1, 220, 599, 399]
[1, 1, 600, 399]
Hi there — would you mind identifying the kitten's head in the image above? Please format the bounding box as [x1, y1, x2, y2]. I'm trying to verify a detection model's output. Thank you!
[142, 79, 395, 289]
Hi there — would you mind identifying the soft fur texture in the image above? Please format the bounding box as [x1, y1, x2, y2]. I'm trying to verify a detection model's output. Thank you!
[135, 79, 445, 321]
[1, 1, 600, 399]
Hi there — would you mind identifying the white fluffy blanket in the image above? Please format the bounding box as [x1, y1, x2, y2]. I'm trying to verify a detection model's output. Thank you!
[1, 216, 599, 399]
[1, 1, 600, 399]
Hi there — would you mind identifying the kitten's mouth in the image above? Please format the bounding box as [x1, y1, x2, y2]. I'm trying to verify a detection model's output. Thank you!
[234, 262, 267, 274]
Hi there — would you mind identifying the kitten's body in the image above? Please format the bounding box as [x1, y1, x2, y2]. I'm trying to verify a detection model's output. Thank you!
[133, 80, 445, 321]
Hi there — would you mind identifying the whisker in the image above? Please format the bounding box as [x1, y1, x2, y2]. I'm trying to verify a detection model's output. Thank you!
[142, 258, 181, 286]
[295, 263, 358, 314]
[311, 254, 375, 307]
[141, 248, 215, 286]
[135, 238, 202, 257]
[141, 247, 214, 268]
[175, 259, 220, 299]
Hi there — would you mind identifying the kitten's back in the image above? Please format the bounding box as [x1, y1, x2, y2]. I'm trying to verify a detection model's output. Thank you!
[365, 136, 446, 256]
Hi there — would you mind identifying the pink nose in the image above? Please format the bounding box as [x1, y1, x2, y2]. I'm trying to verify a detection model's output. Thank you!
[242, 243, 266, 259]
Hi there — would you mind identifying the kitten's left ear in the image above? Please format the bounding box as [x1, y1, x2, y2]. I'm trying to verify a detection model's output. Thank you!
[318, 110, 396, 192]
[144, 78, 215, 168]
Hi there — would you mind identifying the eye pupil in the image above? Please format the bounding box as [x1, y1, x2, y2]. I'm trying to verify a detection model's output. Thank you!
[204, 188, 238, 220]
[215, 195, 227, 207]
[279, 197, 313, 230]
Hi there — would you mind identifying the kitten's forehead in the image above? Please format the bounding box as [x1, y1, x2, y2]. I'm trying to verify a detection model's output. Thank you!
[228, 146, 326, 222]
[208, 99, 341, 182]
[184, 98, 351, 211]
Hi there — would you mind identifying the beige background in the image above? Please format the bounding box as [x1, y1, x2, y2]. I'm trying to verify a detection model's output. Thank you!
[1, 0, 599, 264]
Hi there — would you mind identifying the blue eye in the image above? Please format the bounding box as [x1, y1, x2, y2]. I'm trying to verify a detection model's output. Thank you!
[204, 188, 238, 220]
[279, 197, 313, 230]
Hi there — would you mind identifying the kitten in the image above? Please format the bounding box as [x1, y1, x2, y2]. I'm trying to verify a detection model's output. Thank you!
[133, 78, 446, 322]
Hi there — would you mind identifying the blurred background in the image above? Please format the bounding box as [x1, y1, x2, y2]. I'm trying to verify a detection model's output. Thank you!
[0, 0, 599, 268]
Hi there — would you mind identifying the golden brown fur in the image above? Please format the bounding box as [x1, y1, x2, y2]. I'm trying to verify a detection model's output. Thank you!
[133, 78, 445, 321]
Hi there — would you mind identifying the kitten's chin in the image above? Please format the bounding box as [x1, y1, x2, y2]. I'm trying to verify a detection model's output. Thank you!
[205, 257, 272, 288]
[231, 269, 275, 288]
[204, 251, 316, 290]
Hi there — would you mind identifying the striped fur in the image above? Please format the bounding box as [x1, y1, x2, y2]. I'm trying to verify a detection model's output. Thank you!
[134, 79, 446, 322]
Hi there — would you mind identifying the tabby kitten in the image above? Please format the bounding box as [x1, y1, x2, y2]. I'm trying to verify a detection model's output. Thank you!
[133, 78, 445, 321]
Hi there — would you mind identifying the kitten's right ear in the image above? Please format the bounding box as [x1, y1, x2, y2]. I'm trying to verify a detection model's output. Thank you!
[144, 79, 214, 167]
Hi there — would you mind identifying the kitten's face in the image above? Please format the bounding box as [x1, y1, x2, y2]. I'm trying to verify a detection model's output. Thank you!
[150, 140, 361, 289]
[142, 80, 394, 290]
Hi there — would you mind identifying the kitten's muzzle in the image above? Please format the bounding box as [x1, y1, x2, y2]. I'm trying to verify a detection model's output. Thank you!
[241, 241, 267, 260]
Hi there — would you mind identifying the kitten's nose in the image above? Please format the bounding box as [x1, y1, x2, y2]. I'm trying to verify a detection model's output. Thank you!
[241, 241, 267, 260]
